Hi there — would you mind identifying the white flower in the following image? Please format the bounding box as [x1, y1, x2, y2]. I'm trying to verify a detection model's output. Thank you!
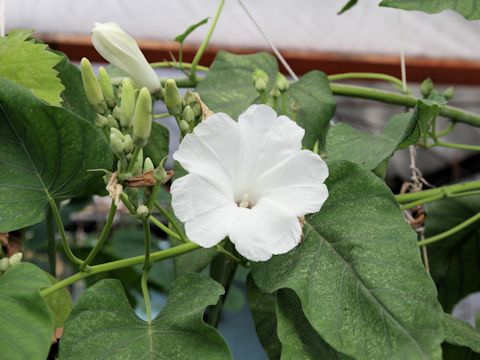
[171, 105, 329, 261]
[91, 22, 161, 93]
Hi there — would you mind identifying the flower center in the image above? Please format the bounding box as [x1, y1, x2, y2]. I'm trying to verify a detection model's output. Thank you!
[238, 193, 251, 208]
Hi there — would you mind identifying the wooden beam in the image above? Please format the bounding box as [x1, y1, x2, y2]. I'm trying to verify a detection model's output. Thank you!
[40, 33, 480, 85]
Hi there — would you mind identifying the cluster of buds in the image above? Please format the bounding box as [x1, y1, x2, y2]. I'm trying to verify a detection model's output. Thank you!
[252, 69, 290, 106]
[164, 79, 204, 136]
[0, 252, 22, 275]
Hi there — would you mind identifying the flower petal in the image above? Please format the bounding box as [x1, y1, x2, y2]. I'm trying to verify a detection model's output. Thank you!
[228, 198, 302, 261]
[235, 105, 304, 199]
[173, 113, 240, 195]
[254, 150, 329, 217]
[185, 204, 241, 248]
[171, 173, 232, 223]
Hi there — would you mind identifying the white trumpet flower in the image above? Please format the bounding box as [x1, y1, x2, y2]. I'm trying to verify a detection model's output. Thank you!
[171, 105, 329, 261]
[91, 22, 161, 93]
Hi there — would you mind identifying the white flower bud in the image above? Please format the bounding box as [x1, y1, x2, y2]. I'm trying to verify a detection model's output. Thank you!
[136, 205, 149, 217]
[91, 22, 161, 93]
[8, 253, 23, 267]
[0, 258, 9, 272]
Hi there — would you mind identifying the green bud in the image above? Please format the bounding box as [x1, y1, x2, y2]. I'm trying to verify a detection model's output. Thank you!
[154, 156, 168, 182]
[8, 253, 22, 267]
[110, 127, 125, 141]
[98, 66, 115, 107]
[179, 119, 190, 132]
[443, 86, 454, 100]
[164, 79, 182, 115]
[123, 134, 133, 153]
[95, 114, 108, 128]
[110, 133, 124, 156]
[80, 58, 106, 113]
[131, 148, 143, 175]
[143, 157, 155, 172]
[275, 73, 289, 92]
[115, 79, 136, 128]
[270, 87, 281, 98]
[0, 258, 9, 272]
[255, 78, 267, 92]
[184, 91, 202, 117]
[182, 105, 195, 123]
[252, 68, 268, 82]
[136, 205, 149, 218]
[107, 114, 119, 129]
[132, 87, 153, 147]
[420, 78, 434, 98]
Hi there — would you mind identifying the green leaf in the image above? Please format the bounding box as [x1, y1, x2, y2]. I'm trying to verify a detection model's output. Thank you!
[0, 31, 64, 105]
[277, 289, 352, 360]
[0, 263, 54, 360]
[251, 161, 443, 360]
[246, 275, 282, 359]
[326, 112, 415, 170]
[174, 18, 210, 43]
[0, 78, 113, 232]
[338, 0, 358, 14]
[173, 238, 217, 278]
[143, 122, 170, 167]
[45, 275, 73, 328]
[197, 51, 278, 118]
[424, 196, 480, 312]
[443, 313, 480, 352]
[380, 0, 480, 20]
[280, 70, 336, 150]
[60, 274, 231, 359]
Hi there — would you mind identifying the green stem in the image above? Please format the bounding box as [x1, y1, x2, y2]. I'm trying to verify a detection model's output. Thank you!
[153, 113, 171, 119]
[330, 83, 480, 127]
[400, 193, 445, 210]
[46, 208, 56, 276]
[147, 182, 162, 211]
[149, 215, 182, 240]
[141, 219, 152, 322]
[40, 242, 200, 297]
[189, 0, 225, 81]
[155, 202, 187, 242]
[328, 72, 405, 91]
[79, 201, 117, 271]
[126, 146, 141, 173]
[395, 180, 480, 204]
[435, 122, 456, 138]
[47, 197, 83, 265]
[151, 61, 209, 72]
[418, 212, 480, 247]
[160, 77, 197, 88]
[428, 141, 480, 152]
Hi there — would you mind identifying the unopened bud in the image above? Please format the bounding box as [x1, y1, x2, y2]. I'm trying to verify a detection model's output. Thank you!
[179, 119, 190, 132]
[115, 79, 136, 128]
[107, 114, 119, 129]
[443, 86, 454, 100]
[255, 78, 267, 92]
[95, 114, 108, 128]
[182, 105, 195, 123]
[110, 127, 125, 141]
[132, 87, 152, 147]
[271, 87, 281, 98]
[143, 157, 155, 172]
[131, 148, 144, 175]
[252, 68, 268, 82]
[80, 58, 106, 113]
[98, 66, 115, 107]
[154, 156, 168, 182]
[8, 253, 23, 267]
[164, 79, 182, 116]
[0, 258, 9, 272]
[420, 78, 434, 98]
[184, 91, 202, 117]
[136, 205, 149, 217]
[110, 133, 124, 156]
[275, 73, 289, 92]
[123, 134, 133, 153]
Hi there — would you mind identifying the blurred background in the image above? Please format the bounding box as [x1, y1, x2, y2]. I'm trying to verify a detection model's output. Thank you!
[5, 1, 480, 358]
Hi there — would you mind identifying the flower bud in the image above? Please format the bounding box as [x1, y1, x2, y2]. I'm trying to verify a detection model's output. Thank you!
[164, 79, 182, 116]
[136, 205, 149, 217]
[182, 105, 195, 123]
[252, 68, 268, 82]
[110, 133, 124, 156]
[420, 78, 434, 98]
[131, 148, 144, 175]
[132, 87, 152, 147]
[255, 78, 267, 92]
[80, 57, 106, 113]
[98, 66, 115, 107]
[91, 22, 161, 93]
[95, 114, 108, 128]
[0, 258, 9, 272]
[275, 73, 289, 92]
[107, 114, 119, 129]
[270, 87, 281, 98]
[443, 86, 454, 100]
[154, 156, 168, 182]
[123, 134, 133, 153]
[110, 127, 125, 141]
[8, 253, 22, 267]
[143, 157, 155, 172]
[184, 91, 202, 117]
[115, 79, 136, 128]
[179, 119, 190, 132]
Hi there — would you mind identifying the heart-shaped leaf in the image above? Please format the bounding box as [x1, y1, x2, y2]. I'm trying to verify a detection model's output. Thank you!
[60, 273, 231, 359]
[380, 0, 480, 20]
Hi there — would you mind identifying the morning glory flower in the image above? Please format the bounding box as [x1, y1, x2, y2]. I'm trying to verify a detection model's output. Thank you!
[171, 105, 329, 261]
[91, 22, 161, 93]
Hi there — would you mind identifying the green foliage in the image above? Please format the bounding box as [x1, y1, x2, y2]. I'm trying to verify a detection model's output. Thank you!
[424, 196, 480, 312]
[143, 122, 170, 167]
[197, 51, 278, 118]
[338, 0, 358, 14]
[0, 78, 113, 232]
[251, 161, 444, 360]
[443, 313, 480, 352]
[380, 0, 480, 20]
[60, 274, 231, 359]
[45, 275, 73, 328]
[175, 18, 210, 43]
[0, 30, 65, 105]
[0, 263, 54, 360]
